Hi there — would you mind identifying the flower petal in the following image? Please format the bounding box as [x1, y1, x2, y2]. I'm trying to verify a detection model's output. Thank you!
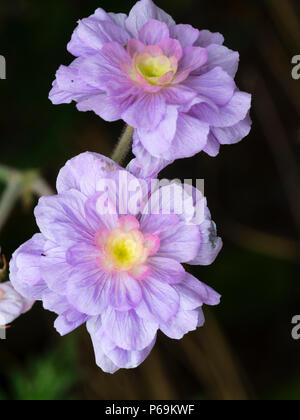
[169, 24, 199, 48]
[160, 308, 199, 339]
[10, 234, 47, 300]
[126, 0, 175, 38]
[195, 30, 224, 48]
[138, 19, 170, 44]
[136, 276, 180, 323]
[102, 307, 158, 351]
[184, 67, 236, 106]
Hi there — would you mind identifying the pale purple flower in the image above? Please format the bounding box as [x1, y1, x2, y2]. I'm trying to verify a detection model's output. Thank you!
[0, 281, 33, 326]
[10, 152, 222, 373]
[49, 0, 252, 169]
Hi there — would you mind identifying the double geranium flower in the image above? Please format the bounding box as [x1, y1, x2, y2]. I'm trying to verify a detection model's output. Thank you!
[10, 152, 222, 373]
[8, 0, 251, 373]
[50, 0, 251, 172]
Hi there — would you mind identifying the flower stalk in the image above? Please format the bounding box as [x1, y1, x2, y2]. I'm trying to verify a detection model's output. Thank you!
[111, 125, 134, 165]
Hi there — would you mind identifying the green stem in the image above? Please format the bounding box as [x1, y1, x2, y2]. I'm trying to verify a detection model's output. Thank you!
[111, 125, 134, 165]
[0, 180, 21, 232]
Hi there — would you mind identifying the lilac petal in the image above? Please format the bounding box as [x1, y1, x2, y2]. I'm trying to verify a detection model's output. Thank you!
[169, 112, 210, 159]
[109, 272, 142, 311]
[188, 219, 223, 266]
[195, 30, 224, 48]
[163, 85, 197, 106]
[140, 211, 179, 235]
[147, 256, 186, 285]
[87, 316, 156, 372]
[56, 152, 120, 196]
[10, 234, 47, 300]
[157, 222, 200, 263]
[137, 105, 177, 156]
[203, 132, 221, 157]
[136, 276, 179, 324]
[84, 192, 118, 232]
[54, 311, 89, 336]
[40, 242, 72, 293]
[198, 44, 240, 78]
[0, 282, 33, 325]
[67, 264, 111, 316]
[127, 39, 145, 57]
[34, 190, 94, 247]
[42, 289, 89, 335]
[77, 93, 131, 122]
[79, 45, 130, 88]
[126, 0, 175, 38]
[175, 273, 221, 309]
[138, 19, 169, 44]
[169, 24, 199, 48]
[128, 134, 173, 179]
[87, 320, 120, 373]
[178, 46, 208, 73]
[191, 91, 252, 128]
[122, 93, 167, 131]
[49, 59, 99, 105]
[160, 308, 199, 339]
[158, 38, 183, 61]
[68, 12, 130, 57]
[102, 336, 156, 369]
[212, 114, 252, 145]
[184, 67, 236, 106]
[102, 308, 158, 351]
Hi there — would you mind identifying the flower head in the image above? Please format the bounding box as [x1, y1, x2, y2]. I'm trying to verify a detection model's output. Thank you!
[0, 281, 33, 327]
[10, 152, 222, 373]
[50, 0, 251, 169]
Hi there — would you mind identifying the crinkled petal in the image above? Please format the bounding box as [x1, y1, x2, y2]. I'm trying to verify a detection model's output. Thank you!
[184, 67, 236, 106]
[126, 0, 175, 38]
[169, 24, 199, 47]
[102, 307, 158, 351]
[169, 112, 210, 159]
[109, 272, 143, 311]
[136, 276, 180, 324]
[191, 91, 252, 128]
[138, 19, 170, 44]
[212, 114, 252, 145]
[68, 9, 130, 57]
[160, 308, 199, 339]
[157, 222, 200, 263]
[56, 152, 120, 196]
[122, 93, 166, 131]
[0, 282, 33, 325]
[174, 273, 221, 310]
[195, 30, 224, 48]
[137, 105, 178, 156]
[198, 44, 240, 78]
[10, 234, 47, 300]
[34, 190, 94, 247]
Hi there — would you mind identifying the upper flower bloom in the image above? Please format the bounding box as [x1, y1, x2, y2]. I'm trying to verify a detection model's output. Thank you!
[49, 0, 252, 167]
[0, 281, 33, 326]
[10, 152, 222, 373]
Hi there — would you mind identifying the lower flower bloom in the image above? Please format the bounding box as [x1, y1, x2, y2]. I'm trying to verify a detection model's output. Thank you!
[10, 152, 222, 373]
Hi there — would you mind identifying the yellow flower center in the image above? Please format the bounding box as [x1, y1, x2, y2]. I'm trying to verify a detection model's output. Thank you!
[134, 53, 176, 85]
[107, 233, 143, 271]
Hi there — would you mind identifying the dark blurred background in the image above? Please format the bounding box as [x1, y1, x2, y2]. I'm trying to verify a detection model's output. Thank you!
[1, 0, 300, 400]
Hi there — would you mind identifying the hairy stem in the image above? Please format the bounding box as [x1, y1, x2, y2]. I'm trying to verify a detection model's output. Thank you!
[111, 125, 134, 165]
[0, 180, 21, 232]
